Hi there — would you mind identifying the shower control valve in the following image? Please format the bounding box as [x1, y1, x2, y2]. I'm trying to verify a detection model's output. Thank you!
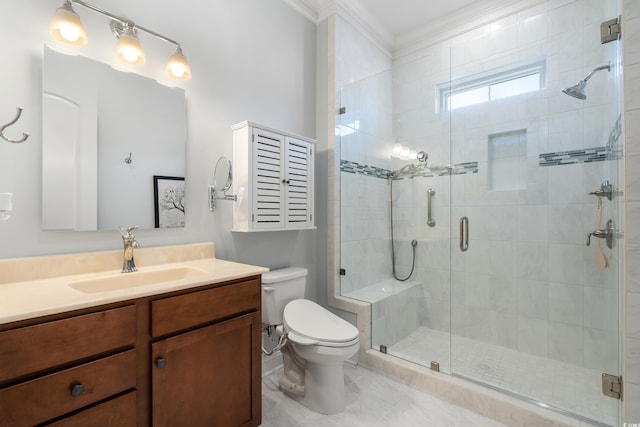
[586, 219, 623, 249]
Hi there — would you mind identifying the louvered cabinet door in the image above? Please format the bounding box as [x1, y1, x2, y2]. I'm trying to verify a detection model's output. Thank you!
[285, 137, 313, 228]
[232, 121, 315, 232]
[251, 128, 285, 229]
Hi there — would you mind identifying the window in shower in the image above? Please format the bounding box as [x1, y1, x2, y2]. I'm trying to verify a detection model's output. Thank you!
[440, 61, 545, 112]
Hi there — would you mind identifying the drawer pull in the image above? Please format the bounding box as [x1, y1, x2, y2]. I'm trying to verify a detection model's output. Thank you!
[70, 384, 85, 397]
[156, 357, 167, 369]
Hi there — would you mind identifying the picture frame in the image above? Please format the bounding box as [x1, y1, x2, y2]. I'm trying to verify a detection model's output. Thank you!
[153, 176, 185, 228]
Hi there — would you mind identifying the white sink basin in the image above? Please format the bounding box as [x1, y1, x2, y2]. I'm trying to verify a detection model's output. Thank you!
[68, 266, 209, 294]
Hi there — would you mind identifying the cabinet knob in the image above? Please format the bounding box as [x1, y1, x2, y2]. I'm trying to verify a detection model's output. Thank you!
[282, 179, 290, 184]
[70, 384, 84, 397]
[156, 357, 167, 368]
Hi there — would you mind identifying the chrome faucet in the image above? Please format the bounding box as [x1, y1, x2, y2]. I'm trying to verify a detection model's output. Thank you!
[119, 226, 139, 273]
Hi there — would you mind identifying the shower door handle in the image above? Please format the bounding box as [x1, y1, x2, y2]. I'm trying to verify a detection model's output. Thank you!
[460, 216, 469, 252]
[427, 188, 435, 227]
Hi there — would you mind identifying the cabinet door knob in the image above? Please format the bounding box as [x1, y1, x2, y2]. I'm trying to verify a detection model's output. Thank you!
[282, 179, 290, 184]
[156, 357, 167, 368]
[70, 384, 84, 397]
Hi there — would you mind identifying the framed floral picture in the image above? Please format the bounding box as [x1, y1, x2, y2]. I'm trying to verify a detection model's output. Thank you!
[153, 176, 185, 228]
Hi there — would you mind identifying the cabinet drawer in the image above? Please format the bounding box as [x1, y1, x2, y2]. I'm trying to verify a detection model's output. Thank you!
[151, 278, 260, 337]
[0, 305, 136, 383]
[45, 391, 137, 427]
[0, 350, 136, 426]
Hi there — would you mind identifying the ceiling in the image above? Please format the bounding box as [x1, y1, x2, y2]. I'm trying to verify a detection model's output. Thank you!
[361, 0, 486, 37]
[289, 0, 536, 56]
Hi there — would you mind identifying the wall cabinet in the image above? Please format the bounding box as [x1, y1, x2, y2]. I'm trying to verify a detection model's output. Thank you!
[0, 276, 262, 426]
[232, 121, 315, 231]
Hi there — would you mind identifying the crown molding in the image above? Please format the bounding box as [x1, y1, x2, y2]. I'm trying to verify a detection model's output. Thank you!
[392, 0, 546, 58]
[283, 0, 393, 57]
[282, 0, 547, 59]
[281, 0, 320, 22]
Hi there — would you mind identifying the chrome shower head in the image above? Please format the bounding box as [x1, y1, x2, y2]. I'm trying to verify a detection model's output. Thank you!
[562, 80, 587, 100]
[561, 64, 611, 100]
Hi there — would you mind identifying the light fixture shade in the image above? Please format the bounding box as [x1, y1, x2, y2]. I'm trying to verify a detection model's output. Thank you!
[49, 2, 87, 46]
[116, 32, 146, 65]
[166, 49, 191, 80]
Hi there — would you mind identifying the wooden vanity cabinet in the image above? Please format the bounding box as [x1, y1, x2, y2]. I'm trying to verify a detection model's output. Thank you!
[0, 306, 137, 426]
[149, 277, 262, 427]
[0, 275, 262, 426]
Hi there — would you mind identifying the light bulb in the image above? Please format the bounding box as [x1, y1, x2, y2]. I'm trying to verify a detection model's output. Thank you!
[170, 64, 185, 78]
[121, 47, 140, 63]
[392, 143, 403, 156]
[49, 2, 87, 46]
[59, 24, 81, 42]
[401, 146, 410, 160]
[409, 149, 417, 160]
[116, 32, 145, 65]
[166, 47, 191, 80]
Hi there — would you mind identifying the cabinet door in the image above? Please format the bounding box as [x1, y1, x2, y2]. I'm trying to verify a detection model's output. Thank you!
[151, 312, 261, 427]
[252, 128, 285, 229]
[285, 136, 313, 228]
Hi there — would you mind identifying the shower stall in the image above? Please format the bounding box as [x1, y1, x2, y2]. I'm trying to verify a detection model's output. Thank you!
[337, 1, 622, 425]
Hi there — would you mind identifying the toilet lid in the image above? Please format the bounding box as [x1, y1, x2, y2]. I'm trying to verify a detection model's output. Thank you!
[283, 299, 359, 344]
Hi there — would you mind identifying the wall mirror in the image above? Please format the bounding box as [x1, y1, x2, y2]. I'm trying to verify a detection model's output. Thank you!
[42, 45, 187, 231]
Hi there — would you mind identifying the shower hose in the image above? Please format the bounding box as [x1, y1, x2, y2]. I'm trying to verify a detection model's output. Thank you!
[389, 177, 417, 282]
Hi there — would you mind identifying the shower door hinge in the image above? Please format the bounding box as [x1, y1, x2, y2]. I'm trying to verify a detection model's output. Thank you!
[338, 107, 346, 115]
[601, 17, 621, 44]
[339, 268, 346, 276]
[379, 345, 387, 354]
[602, 373, 623, 400]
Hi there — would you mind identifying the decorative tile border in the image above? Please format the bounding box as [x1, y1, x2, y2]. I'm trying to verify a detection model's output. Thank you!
[340, 160, 478, 180]
[539, 146, 622, 167]
[340, 160, 390, 179]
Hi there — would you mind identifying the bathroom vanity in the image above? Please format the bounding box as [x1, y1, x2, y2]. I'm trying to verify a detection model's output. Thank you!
[0, 243, 266, 426]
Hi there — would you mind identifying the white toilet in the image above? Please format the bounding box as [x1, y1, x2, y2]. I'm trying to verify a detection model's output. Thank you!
[262, 267, 360, 415]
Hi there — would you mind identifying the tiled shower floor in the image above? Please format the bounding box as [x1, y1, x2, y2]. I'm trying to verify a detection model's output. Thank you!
[388, 326, 617, 426]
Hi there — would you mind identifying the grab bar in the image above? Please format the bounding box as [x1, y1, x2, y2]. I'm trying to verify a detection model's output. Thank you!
[460, 216, 469, 252]
[427, 188, 435, 227]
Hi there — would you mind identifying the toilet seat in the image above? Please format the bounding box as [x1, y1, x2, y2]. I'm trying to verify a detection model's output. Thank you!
[283, 299, 360, 347]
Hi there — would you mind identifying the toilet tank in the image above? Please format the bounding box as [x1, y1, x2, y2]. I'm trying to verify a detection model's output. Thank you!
[261, 267, 307, 325]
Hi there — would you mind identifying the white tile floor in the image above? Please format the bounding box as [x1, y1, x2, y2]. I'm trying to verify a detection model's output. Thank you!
[389, 327, 617, 426]
[261, 363, 507, 427]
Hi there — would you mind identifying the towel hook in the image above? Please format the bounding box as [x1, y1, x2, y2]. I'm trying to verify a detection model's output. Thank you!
[0, 107, 30, 144]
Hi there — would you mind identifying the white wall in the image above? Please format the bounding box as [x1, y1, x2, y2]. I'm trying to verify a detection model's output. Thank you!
[0, 0, 319, 293]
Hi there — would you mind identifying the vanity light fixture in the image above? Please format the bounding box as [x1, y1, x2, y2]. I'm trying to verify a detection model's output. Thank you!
[113, 21, 145, 65]
[49, 0, 191, 80]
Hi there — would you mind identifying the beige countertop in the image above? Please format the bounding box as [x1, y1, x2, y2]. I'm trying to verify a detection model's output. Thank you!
[0, 243, 268, 325]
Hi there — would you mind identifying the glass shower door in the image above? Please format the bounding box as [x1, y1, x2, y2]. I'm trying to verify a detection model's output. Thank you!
[448, 1, 621, 425]
[337, 67, 454, 373]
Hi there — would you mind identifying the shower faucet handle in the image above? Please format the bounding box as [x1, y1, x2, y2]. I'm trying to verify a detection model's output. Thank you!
[588, 180, 623, 200]
[586, 220, 623, 249]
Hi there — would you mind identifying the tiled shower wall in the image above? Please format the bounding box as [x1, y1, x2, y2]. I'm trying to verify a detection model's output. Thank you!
[391, 0, 621, 372]
[332, 0, 639, 422]
[336, 16, 393, 296]
[340, 0, 622, 374]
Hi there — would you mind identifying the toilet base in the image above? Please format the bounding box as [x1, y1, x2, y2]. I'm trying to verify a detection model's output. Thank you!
[299, 360, 347, 415]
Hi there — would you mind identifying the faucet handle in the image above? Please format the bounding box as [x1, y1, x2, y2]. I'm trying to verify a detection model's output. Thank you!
[119, 225, 138, 236]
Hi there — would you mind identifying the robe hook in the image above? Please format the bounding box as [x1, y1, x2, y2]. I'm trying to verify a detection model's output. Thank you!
[0, 107, 30, 144]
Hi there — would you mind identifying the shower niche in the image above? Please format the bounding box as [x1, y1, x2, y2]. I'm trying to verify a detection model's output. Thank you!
[488, 130, 527, 192]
